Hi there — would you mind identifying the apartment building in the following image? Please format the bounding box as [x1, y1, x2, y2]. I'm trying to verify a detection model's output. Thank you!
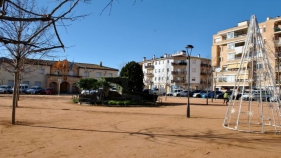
[212, 16, 281, 91]
[140, 51, 212, 93]
[0, 57, 118, 93]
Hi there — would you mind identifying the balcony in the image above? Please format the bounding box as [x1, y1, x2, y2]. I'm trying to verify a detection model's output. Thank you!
[144, 80, 153, 84]
[216, 81, 250, 86]
[274, 40, 281, 47]
[234, 46, 244, 54]
[171, 71, 187, 75]
[216, 34, 246, 45]
[145, 65, 154, 69]
[200, 64, 210, 67]
[145, 73, 154, 77]
[171, 62, 187, 66]
[274, 27, 281, 33]
[227, 58, 242, 64]
[171, 80, 186, 83]
[275, 67, 281, 71]
[200, 81, 207, 84]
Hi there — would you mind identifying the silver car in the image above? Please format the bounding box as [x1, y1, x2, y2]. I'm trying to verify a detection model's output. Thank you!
[0, 85, 12, 93]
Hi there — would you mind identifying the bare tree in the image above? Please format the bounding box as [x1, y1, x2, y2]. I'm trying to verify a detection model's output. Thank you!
[0, 0, 90, 124]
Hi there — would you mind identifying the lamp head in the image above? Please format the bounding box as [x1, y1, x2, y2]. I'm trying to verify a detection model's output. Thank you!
[185, 45, 194, 49]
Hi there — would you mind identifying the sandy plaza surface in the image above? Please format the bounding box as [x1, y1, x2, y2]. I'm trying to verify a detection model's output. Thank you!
[1, 94, 281, 158]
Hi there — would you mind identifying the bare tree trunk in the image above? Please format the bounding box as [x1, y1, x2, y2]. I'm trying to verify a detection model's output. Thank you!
[12, 71, 19, 124]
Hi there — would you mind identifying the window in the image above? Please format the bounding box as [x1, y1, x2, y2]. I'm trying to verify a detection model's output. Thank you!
[227, 53, 235, 61]
[96, 72, 101, 78]
[69, 70, 74, 76]
[25, 68, 30, 73]
[192, 60, 196, 64]
[162, 69, 164, 72]
[192, 68, 196, 72]
[158, 69, 160, 73]
[155, 77, 156, 81]
[38, 68, 45, 74]
[35, 81, 41, 86]
[192, 77, 195, 81]
[108, 73, 113, 77]
[263, 27, 266, 32]
[22, 81, 29, 85]
[167, 60, 169, 63]
[158, 77, 160, 81]
[54, 70, 59, 75]
[8, 80, 14, 86]
[167, 77, 169, 80]
[155, 69, 157, 73]
[84, 71, 89, 77]
[227, 32, 234, 39]
[227, 43, 235, 50]
[167, 68, 169, 72]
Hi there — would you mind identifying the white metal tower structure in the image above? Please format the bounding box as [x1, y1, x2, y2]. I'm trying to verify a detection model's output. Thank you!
[223, 15, 281, 133]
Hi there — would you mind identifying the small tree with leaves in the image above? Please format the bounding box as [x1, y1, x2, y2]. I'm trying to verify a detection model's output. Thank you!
[76, 78, 98, 94]
[120, 61, 144, 92]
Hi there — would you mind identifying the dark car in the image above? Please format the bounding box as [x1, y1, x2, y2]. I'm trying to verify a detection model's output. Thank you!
[216, 91, 242, 100]
[189, 90, 202, 97]
[25, 86, 43, 94]
[41, 88, 57, 95]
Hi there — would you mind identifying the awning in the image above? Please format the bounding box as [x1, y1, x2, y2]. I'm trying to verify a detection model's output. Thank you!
[228, 63, 248, 69]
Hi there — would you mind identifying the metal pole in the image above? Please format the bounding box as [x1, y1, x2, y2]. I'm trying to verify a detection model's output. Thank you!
[187, 55, 190, 117]
[185, 45, 193, 118]
[58, 78, 61, 96]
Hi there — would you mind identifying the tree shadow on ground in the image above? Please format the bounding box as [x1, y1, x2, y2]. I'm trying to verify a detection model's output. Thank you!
[14, 122, 281, 152]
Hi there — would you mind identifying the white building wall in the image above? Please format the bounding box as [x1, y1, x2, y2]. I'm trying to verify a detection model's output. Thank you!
[79, 68, 118, 80]
[188, 57, 201, 84]
[0, 64, 51, 87]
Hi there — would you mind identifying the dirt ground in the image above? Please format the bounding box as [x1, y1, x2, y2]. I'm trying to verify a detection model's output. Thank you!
[1, 94, 281, 158]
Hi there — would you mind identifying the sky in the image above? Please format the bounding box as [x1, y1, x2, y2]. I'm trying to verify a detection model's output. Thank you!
[44, 0, 281, 70]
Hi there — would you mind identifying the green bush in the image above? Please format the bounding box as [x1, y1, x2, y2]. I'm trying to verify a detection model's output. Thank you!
[72, 97, 79, 103]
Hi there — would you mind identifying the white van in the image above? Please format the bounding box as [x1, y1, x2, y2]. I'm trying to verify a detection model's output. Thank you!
[19, 84, 29, 93]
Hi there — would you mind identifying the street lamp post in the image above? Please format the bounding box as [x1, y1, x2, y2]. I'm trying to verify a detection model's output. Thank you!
[186, 45, 194, 118]
[58, 78, 62, 95]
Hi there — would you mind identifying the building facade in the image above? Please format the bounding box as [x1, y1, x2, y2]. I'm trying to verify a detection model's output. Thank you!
[0, 58, 118, 93]
[140, 51, 212, 93]
[212, 16, 281, 91]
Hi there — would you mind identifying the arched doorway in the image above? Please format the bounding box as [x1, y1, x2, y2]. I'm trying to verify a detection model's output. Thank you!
[60, 82, 70, 93]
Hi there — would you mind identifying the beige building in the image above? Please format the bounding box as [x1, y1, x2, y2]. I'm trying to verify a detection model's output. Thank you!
[0, 58, 118, 93]
[140, 51, 212, 93]
[212, 16, 281, 91]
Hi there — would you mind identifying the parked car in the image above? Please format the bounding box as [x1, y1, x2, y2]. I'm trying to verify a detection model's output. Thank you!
[41, 88, 57, 95]
[189, 90, 202, 97]
[110, 87, 117, 91]
[142, 89, 154, 94]
[215, 92, 224, 99]
[241, 90, 272, 101]
[81, 90, 97, 95]
[152, 88, 166, 95]
[193, 90, 206, 98]
[11, 84, 29, 93]
[0, 85, 12, 94]
[25, 86, 43, 94]
[179, 90, 190, 97]
[166, 91, 173, 96]
[173, 89, 183, 97]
